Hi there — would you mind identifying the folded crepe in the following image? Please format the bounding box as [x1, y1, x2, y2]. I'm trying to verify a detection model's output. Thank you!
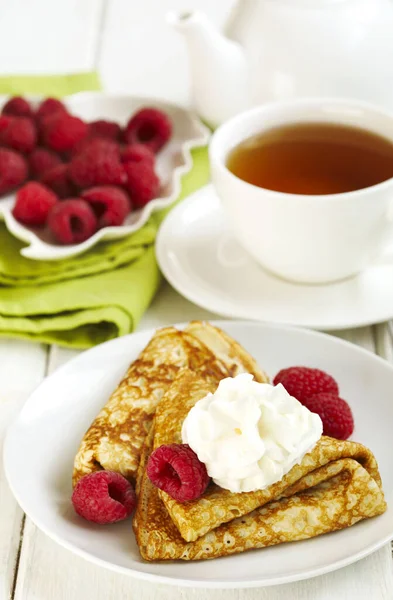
[73, 321, 267, 486]
[133, 369, 386, 560]
[184, 321, 264, 378]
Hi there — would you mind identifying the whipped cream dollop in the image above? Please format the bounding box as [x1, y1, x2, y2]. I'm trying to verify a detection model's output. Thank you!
[181, 374, 322, 493]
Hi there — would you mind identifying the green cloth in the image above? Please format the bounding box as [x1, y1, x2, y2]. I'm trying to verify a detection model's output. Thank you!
[0, 73, 101, 97]
[0, 222, 157, 286]
[0, 74, 210, 348]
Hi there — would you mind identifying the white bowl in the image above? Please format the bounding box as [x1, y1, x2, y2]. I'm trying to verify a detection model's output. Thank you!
[0, 92, 210, 260]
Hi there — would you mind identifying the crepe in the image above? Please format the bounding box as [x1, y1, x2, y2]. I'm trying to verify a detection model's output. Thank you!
[184, 321, 266, 381]
[133, 370, 386, 559]
[134, 432, 386, 561]
[73, 322, 266, 486]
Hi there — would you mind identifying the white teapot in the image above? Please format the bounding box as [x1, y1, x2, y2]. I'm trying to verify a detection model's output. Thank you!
[168, 0, 393, 128]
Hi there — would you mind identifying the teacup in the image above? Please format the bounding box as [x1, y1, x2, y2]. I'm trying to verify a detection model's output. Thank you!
[209, 98, 393, 284]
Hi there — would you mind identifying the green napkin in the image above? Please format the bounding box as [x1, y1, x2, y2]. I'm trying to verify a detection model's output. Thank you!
[0, 222, 157, 286]
[0, 75, 210, 348]
[0, 73, 101, 97]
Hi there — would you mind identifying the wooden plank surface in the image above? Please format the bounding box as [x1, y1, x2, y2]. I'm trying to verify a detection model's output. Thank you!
[0, 341, 47, 600]
[11, 540, 393, 600]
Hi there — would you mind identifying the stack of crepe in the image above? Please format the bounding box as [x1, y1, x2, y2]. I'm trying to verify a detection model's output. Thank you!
[73, 321, 266, 486]
[73, 321, 386, 562]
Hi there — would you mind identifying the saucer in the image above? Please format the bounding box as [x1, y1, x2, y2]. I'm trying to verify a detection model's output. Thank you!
[156, 185, 393, 330]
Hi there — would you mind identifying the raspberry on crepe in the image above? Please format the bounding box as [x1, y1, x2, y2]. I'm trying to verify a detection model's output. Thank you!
[302, 393, 354, 440]
[147, 444, 210, 503]
[274, 366, 339, 402]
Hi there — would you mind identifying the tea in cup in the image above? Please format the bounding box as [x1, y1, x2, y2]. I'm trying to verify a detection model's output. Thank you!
[209, 99, 393, 284]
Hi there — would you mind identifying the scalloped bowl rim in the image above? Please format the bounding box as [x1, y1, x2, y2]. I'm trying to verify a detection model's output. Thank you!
[0, 92, 210, 261]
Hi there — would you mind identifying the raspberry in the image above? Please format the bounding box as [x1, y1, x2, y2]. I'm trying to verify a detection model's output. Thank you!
[0, 117, 37, 154]
[302, 393, 354, 440]
[70, 122, 122, 157]
[36, 98, 67, 122]
[69, 139, 126, 189]
[2, 96, 33, 118]
[29, 147, 62, 179]
[89, 120, 122, 142]
[41, 113, 88, 152]
[147, 443, 210, 503]
[68, 136, 92, 158]
[48, 198, 97, 244]
[273, 367, 339, 403]
[124, 108, 172, 153]
[40, 164, 75, 199]
[0, 115, 12, 134]
[13, 182, 58, 226]
[81, 186, 131, 228]
[120, 143, 155, 166]
[124, 160, 160, 208]
[72, 471, 136, 524]
[0, 148, 28, 196]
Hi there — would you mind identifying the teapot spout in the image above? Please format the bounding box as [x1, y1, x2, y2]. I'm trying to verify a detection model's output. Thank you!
[168, 10, 248, 128]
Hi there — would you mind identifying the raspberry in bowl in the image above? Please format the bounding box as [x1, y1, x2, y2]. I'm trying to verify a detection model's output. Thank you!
[147, 443, 210, 503]
[0, 93, 209, 259]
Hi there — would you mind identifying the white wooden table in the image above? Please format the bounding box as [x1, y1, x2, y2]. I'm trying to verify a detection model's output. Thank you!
[0, 1, 392, 598]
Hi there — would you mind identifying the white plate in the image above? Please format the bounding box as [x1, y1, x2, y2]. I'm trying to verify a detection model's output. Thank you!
[156, 184, 393, 330]
[0, 92, 209, 260]
[4, 321, 393, 588]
